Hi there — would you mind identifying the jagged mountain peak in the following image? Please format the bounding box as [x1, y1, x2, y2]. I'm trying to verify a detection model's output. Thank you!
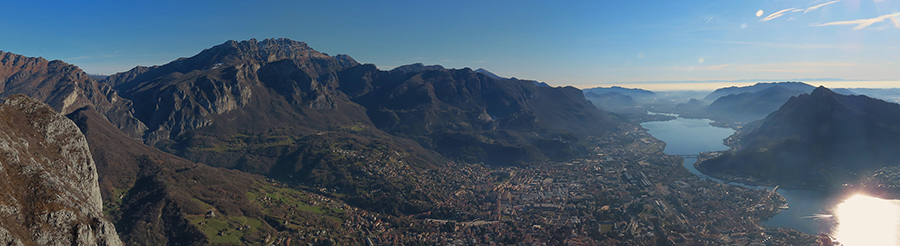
[108, 38, 359, 91]
[201, 38, 358, 67]
[810, 85, 834, 97]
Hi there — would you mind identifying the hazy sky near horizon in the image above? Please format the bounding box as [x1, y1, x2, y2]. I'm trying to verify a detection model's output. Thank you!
[1, 0, 898, 90]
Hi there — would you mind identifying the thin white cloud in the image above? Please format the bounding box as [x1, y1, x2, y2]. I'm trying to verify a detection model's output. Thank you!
[760, 8, 796, 22]
[812, 12, 900, 30]
[805, 0, 840, 13]
[760, 0, 841, 22]
[705, 64, 731, 70]
[66, 56, 91, 60]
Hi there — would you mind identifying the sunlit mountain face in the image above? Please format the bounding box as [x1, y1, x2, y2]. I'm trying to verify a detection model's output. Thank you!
[832, 194, 900, 246]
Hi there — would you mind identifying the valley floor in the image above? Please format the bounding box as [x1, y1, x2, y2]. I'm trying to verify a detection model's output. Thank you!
[240, 126, 831, 245]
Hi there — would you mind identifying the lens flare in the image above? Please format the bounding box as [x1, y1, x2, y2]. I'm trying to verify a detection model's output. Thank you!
[756, 10, 764, 17]
[832, 194, 900, 246]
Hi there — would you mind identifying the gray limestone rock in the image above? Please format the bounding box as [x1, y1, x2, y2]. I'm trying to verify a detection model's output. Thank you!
[0, 95, 123, 246]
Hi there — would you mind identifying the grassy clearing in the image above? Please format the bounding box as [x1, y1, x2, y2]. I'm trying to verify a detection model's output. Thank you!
[187, 215, 264, 245]
[246, 183, 346, 230]
[103, 186, 130, 216]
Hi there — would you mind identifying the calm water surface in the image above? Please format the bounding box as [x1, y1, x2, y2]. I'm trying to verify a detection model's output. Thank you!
[641, 116, 900, 245]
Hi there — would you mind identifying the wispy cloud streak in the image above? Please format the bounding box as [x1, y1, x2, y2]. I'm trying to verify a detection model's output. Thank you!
[761, 8, 797, 22]
[805, 0, 840, 13]
[760, 0, 841, 22]
[812, 13, 900, 30]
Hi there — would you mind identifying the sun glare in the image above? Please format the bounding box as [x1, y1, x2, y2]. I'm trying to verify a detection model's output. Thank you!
[833, 194, 900, 246]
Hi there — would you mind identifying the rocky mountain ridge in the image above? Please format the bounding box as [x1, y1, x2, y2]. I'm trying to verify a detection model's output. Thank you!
[0, 51, 147, 139]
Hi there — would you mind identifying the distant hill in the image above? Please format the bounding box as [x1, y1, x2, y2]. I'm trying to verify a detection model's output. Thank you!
[686, 82, 859, 124]
[583, 86, 655, 98]
[688, 85, 810, 123]
[702, 82, 814, 101]
[583, 86, 655, 105]
[698, 87, 900, 189]
[584, 91, 636, 110]
[88, 73, 108, 81]
[843, 88, 900, 104]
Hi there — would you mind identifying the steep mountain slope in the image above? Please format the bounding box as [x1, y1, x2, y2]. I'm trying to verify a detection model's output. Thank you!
[0, 51, 147, 139]
[0, 95, 122, 246]
[336, 64, 622, 165]
[105, 39, 450, 214]
[698, 87, 900, 189]
[67, 106, 433, 245]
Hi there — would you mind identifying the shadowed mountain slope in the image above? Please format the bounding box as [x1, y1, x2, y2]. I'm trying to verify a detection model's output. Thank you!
[336, 64, 622, 165]
[702, 82, 814, 101]
[686, 85, 810, 123]
[698, 87, 900, 189]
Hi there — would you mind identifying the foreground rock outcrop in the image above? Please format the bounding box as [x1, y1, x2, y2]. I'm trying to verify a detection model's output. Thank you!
[0, 95, 122, 246]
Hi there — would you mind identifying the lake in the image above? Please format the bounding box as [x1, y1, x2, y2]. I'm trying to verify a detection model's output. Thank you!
[641, 116, 900, 245]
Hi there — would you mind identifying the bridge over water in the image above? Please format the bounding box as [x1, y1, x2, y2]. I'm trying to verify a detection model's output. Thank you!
[674, 154, 700, 158]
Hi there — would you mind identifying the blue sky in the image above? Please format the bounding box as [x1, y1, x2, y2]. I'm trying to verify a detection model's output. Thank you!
[1, 0, 898, 90]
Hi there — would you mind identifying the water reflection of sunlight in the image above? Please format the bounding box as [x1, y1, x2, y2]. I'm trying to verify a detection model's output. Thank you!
[833, 194, 900, 246]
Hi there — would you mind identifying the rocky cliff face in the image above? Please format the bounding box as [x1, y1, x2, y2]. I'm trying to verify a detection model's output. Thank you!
[0, 95, 122, 246]
[112, 38, 360, 144]
[0, 51, 147, 139]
